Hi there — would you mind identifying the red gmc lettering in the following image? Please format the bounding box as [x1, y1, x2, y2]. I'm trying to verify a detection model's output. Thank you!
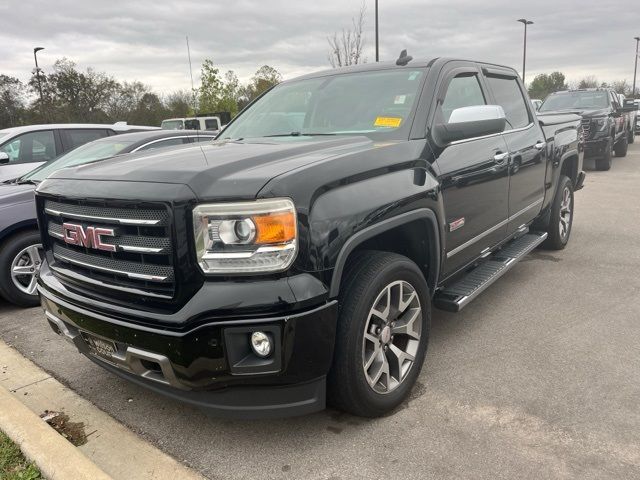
[61, 223, 117, 252]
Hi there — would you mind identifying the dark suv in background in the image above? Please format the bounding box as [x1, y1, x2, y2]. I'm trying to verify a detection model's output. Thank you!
[539, 88, 636, 170]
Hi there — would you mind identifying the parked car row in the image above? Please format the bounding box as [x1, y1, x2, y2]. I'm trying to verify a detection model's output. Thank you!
[0, 129, 216, 307]
[0, 122, 160, 182]
[538, 88, 637, 170]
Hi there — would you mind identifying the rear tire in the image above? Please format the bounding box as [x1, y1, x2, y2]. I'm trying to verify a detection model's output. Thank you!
[0, 230, 42, 308]
[614, 134, 628, 157]
[327, 251, 430, 417]
[595, 138, 613, 171]
[541, 176, 574, 250]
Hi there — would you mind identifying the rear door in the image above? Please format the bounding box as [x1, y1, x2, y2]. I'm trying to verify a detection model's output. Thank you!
[433, 63, 510, 278]
[0, 129, 59, 180]
[483, 68, 546, 234]
[60, 129, 110, 153]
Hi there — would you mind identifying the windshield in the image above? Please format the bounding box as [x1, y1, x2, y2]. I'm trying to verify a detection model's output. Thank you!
[220, 68, 427, 141]
[22, 138, 135, 182]
[540, 91, 609, 112]
[161, 120, 184, 129]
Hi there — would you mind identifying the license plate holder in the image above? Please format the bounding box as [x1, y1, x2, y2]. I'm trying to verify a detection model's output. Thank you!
[81, 331, 117, 360]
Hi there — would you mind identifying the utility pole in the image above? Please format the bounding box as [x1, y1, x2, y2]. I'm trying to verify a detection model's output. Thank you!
[633, 36, 640, 97]
[33, 47, 45, 106]
[517, 19, 534, 85]
[375, 0, 379, 62]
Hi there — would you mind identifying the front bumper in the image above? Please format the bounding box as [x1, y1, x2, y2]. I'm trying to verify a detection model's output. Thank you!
[583, 137, 610, 159]
[38, 266, 338, 419]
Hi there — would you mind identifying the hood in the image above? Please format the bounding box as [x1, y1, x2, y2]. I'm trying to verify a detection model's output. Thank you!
[46, 136, 375, 199]
[540, 107, 610, 118]
[0, 183, 36, 207]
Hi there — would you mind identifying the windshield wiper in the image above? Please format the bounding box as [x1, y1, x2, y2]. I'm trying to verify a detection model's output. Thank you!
[262, 132, 338, 137]
[15, 179, 40, 186]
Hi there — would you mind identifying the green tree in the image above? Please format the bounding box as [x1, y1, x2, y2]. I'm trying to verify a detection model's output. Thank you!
[198, 59, 223, 113]
[241, 65, 282, 106]
[577, 76, 599, 89]
[0, 75, 26, 128]
[527, 72, 568, 100]
[30, 58, 118, 123]
[611, 80, 631, 95]
[106, 81, 150, 122]
[128, 92, 168, 126]
[218, 70, 241, 117]
[165, 90, 193, 117]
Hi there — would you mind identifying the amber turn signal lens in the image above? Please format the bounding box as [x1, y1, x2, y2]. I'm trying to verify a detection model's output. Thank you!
[254, 212, 296, 244]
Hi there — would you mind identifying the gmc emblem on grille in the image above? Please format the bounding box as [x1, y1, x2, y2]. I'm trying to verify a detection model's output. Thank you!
[61, 223, 117, 252]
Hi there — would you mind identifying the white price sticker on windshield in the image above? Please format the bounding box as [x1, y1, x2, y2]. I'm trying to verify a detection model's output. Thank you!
[394, 95, 406, 104]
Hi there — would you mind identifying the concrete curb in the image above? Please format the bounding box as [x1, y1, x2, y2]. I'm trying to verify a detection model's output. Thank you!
[0, 340, 205, 480]
[0, 383, 112, 480]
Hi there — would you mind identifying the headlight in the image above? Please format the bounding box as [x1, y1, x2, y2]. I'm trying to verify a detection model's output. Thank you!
[593, 117, 608, 131]
[193, 198, 297, 273]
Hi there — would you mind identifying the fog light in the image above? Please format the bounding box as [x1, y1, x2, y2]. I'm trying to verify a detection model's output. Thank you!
[250, 331, 272, 357]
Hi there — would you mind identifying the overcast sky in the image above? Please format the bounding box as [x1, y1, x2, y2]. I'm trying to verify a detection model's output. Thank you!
[1, 0, 638, 94]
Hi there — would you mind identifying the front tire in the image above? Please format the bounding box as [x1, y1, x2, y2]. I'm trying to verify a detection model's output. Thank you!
[0, 230, 42, 308]
[328, 251, 430, 417]
[595, 138, 613, 171]
[614, 134, 628, 157]
[541, 176, 574, 250]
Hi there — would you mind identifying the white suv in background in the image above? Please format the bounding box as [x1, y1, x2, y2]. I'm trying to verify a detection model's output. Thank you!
[160, 116, 222, 131]
[0, 122, 158, 182]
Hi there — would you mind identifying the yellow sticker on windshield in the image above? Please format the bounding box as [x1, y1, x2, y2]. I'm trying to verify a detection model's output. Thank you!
[374, 117, 402, 128]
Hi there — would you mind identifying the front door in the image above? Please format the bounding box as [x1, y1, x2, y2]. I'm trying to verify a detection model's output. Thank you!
[433, 66, 510, 278]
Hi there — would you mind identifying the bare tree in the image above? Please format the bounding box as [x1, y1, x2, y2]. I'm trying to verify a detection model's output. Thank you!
[327, 3, 366, 68]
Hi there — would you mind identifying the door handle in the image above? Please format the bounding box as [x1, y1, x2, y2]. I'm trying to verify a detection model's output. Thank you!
[493, 152, 509, 164]
[535, 141, 546, 150]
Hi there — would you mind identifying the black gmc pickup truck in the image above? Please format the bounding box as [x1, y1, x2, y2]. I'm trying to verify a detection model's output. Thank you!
[35, 55, 584, 418]
[539, 88, 636, 170]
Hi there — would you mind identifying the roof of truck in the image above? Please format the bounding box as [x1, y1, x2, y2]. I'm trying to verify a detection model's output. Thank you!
[288, 57, 520, 82]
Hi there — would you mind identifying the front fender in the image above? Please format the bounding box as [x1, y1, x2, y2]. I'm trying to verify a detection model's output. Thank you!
[0, 200, 38, 243]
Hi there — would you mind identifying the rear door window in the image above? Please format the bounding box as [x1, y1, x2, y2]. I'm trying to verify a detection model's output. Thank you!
[485, 76, 531, 129]
[0, 130, 57, 163]
[62, 129, 110, 149]
[204, 119, 219, 129]
[184, 120, 200, 130]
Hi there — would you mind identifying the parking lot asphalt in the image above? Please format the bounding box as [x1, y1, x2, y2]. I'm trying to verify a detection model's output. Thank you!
[2, 144, 640, 480]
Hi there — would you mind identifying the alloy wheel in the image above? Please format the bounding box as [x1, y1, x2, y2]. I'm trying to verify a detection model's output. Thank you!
[10, 244, 42, 296]
[558, 186, 572, 241]
[362, 280, 422, 394]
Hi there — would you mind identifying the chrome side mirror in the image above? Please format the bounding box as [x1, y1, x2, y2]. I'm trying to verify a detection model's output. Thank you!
[434, 105, 507, 144]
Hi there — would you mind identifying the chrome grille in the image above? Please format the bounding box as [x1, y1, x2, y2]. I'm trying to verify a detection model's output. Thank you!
[42, 198, 175, 299]
[581, 118, 591, 138]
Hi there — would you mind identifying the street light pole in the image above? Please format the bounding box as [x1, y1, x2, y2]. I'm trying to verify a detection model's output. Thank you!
[517, 19, 534, 85]
[375, 0, 379, 62]
[33, 47, 44, 106]
[633, 36, 640, 97]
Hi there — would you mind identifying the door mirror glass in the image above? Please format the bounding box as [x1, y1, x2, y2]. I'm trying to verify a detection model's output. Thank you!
[0, 152, 9, 164]
[434, 105, 506, 144]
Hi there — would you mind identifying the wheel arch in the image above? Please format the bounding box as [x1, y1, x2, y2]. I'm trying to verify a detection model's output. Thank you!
[0, 220, 39, 245]
[329, 209, 440, 299]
